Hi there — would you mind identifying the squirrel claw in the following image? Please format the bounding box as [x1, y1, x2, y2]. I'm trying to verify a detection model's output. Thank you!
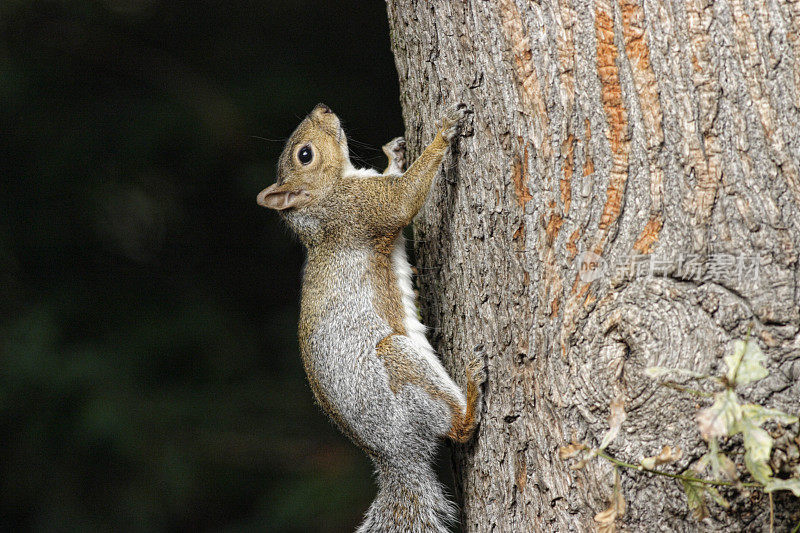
[440, 103, 470, 142]
[383, 136, 406, 159]
[466, 356, 488, 388]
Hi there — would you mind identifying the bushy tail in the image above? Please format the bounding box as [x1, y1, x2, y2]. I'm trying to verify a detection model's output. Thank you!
[356, 460, 455, 533]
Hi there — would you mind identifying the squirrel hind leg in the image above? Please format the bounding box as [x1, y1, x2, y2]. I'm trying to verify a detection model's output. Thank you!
[447, 357, 487, 444]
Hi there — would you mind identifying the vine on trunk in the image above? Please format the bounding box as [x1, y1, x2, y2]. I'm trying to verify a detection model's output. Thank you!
[560, 337, 800, 531]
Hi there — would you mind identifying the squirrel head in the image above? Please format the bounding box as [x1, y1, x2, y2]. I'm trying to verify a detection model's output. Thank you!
[257, 103, 348, 213]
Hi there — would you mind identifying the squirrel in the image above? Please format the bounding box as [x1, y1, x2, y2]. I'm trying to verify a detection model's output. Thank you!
[257, 103, 486, 532]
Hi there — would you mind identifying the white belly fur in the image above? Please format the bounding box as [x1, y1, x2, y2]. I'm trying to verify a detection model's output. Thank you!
[391, 234, 467, 408]
[343, 166, 467, 409]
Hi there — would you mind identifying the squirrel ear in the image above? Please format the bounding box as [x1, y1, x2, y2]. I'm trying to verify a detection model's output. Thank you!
[257, 184, 312, 211]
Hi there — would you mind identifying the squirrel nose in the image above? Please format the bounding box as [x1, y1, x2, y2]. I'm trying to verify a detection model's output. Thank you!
[314, 103, 332, 114]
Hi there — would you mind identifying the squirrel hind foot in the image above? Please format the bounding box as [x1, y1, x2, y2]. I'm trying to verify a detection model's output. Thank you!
[447, 357, 487, 443]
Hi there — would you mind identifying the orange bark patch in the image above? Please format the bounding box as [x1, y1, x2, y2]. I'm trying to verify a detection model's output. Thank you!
[562, 136, 575, 180]
[560, 175, 572, 214]
[633, 214, 663, 254]
[567, 228, 581, 259]
[584, 291, 597, 308]
[513, 222, 526, 252]
[576, 281, 591, 300]
[515, 452, 527, 492]
[692, 53, 702, 72]
[499, 0, 550, 158]
[620, 0, 664, 215]
[545, 213, 564, 246]
[595, 6, 630, 233]
[512, 155, 533, 208]
[620, 0, 652, 71]
[598, 180, 625, 230]
[550, 295, 561, 318]
[583, 155, 595, 176]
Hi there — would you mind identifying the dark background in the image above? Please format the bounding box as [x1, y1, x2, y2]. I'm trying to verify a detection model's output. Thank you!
[1, 1, 406, 530]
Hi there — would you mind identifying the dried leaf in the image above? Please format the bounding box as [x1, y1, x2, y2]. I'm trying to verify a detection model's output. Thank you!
[717, 453, 738, 482]
[595, 519, 616, 533]
[640, 457, 656, 470]
[599, 397, 626, 450]
[594, 506, 617, 525]
[682, 479, 709, 521]
[613, 474, 626, 519]
[697, 390, 740, 440]
[693, 450, 710, 475]
[570, 458, 589, 470]
[645, 366, 707, 379]
[764, 478, 800, 497]
[596, 523, 615, 533]
[700, 438, 738, 481]
[724, 339, 768, 386]
[641, 445, 683, 470]
[704, 486, 730, 509]
[594, 470, 625, 533]
[741, 404, 798, 426]
[559, 443, 587, 460]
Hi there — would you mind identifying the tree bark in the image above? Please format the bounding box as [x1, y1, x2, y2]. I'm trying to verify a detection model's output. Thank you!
[386, 0, 800, 531]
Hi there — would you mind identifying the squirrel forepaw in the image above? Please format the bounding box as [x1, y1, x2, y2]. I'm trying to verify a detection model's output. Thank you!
[382, 136, 406, 171]
[440, 103, 470, 142]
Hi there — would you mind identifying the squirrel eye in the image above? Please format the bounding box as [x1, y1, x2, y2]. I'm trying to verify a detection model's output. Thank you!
[297, 145, 313, 165]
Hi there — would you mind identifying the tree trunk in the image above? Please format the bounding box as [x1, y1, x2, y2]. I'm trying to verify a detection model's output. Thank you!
[386, 0, 800, 531]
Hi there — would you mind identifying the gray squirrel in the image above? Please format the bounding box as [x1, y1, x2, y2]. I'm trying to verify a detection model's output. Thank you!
[257, 103, 486, 532]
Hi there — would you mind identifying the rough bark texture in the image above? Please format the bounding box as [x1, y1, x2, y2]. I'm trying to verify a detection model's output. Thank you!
[386, 0, 800, 531]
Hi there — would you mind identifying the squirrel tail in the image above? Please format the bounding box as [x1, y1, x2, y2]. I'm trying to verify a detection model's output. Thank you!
[356, 459, 455, 533]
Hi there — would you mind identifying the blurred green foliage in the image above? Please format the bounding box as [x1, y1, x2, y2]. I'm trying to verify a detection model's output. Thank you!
[1, 1, 403, 530]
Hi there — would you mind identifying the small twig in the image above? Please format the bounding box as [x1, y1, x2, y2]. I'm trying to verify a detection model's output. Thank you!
[593, 449, 761, 489]
[791, 516, 800, 533]
[769, 492, 774, 533]
[660, 381, 713, 397]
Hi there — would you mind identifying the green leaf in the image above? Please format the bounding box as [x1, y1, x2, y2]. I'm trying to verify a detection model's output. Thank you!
[697, 390, 741, 439]
[764, 478, 800, 497]
[739, 415, 774, 485]
[739, 418, 773, 463]
[682, 479, 709, 521]
[645, 367, 708, 379]
[741, 404, 798, 426]
[724, 339, 768, 386]
[744, 447, 774, 485]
